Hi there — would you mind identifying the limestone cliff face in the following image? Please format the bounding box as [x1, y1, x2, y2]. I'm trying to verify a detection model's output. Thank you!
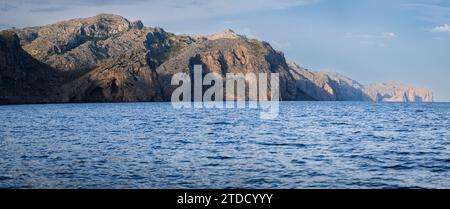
[288, 62, 371, 101]
[155, 34, 309, 101]
[4, 14, 184, 103]
[312, 71, 372, 101]
[288, 62, 335, 101]
[12, 14, 159, 72]
[0, 14, 434, 104]
[364, 82, 433, 102]
[288, 61, 433, 102]
[4, 15, 308, 102]
[63, 49, 163, 102]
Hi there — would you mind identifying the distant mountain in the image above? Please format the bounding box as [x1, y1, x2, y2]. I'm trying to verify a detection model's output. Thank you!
[0, 14, 433, 104]
[288, 62, 373, 101]
[364, 82, 433, 102]
[288, 61, 433, 102]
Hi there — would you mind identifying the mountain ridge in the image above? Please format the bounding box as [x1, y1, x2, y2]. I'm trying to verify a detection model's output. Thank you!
[0, 14, 434, 104]
[287, 61, 433, 102]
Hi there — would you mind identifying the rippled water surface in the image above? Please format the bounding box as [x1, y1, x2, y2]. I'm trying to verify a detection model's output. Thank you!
[0, 102, 449, 188]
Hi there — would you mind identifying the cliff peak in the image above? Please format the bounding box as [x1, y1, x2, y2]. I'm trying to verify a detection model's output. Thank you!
[94, 13, 126, 19]
[91, 13, 144, 29]
[208, 28, 240, 40]
[187, 28, 242, 41]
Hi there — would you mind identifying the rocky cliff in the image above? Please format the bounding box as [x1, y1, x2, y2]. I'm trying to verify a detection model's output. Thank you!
[288, 62, 373, 101]
[0, 31, 68, 104]
[364, 82, 433, 102]
[288, 61, 433, 102]
[12, 14, 145, 71]
[0, 14, 434, 104]
[3, 14, 309, 102]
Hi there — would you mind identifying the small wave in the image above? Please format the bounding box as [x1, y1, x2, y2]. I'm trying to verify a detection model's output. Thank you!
[291, 159, 306, 165]
[0, 176, 13, 181]
[307, 171, 325, 177]
[207, 121, 231, 125]
[394, 129, 410, 132]
[382, 164, 414, 170]
[175, 139, 191, 144]
[279, 174, 296, 178]
[244, 178, 272, 184]
[430, 168, 448, 173]
[330, 122, 349, 125]
[55, 172, 74, 176]
[436, 158, 450, 163]
[202, 163, 220, 167]
[255, 142, 307, 148]
[20, 155, 49, 159]
[206, 156, 234, 160]
[214, 140, 236, 145]
[128, 174, 145, 180]
[395, 151, 411, 155]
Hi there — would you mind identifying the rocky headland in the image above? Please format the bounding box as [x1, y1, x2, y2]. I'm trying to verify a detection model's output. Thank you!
[0, 14, 433, 104]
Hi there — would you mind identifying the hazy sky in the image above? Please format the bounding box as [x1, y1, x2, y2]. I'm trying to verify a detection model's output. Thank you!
[1, 0, 449, 101]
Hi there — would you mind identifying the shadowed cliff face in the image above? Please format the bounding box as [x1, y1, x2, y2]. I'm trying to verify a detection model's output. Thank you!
[0, 14, 434, 104]
[0, 31, 68, 104]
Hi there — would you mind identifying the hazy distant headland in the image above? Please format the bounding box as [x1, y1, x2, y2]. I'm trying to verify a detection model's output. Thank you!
[0, 14, 433, 104]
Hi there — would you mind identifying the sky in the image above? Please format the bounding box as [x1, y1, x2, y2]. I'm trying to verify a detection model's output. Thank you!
[1, 0, 450, 101]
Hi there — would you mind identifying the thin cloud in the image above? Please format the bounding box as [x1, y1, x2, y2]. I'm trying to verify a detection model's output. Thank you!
[345, 32, 398, 47]
[403, 1, 450, 23]
[3, 0, 316, 10]
[345, 32, 398, 39]
[0, 1, 16, 12]
[382, 32, 398, 38]
[29, 7, 67, 13]
[20, 0, 146, 7]
[432, 24, 450, 34]
[0, 0, 318, 28]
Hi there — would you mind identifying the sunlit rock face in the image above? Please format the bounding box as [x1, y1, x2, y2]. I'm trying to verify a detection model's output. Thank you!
[11, 14, 161, 72]
[288, 62, 372, 101]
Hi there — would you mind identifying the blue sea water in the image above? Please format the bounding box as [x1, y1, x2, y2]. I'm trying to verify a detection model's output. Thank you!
[0, 102, 449, 188]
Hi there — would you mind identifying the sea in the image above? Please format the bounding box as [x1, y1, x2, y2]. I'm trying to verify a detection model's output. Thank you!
[0, 102, 449, 188]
